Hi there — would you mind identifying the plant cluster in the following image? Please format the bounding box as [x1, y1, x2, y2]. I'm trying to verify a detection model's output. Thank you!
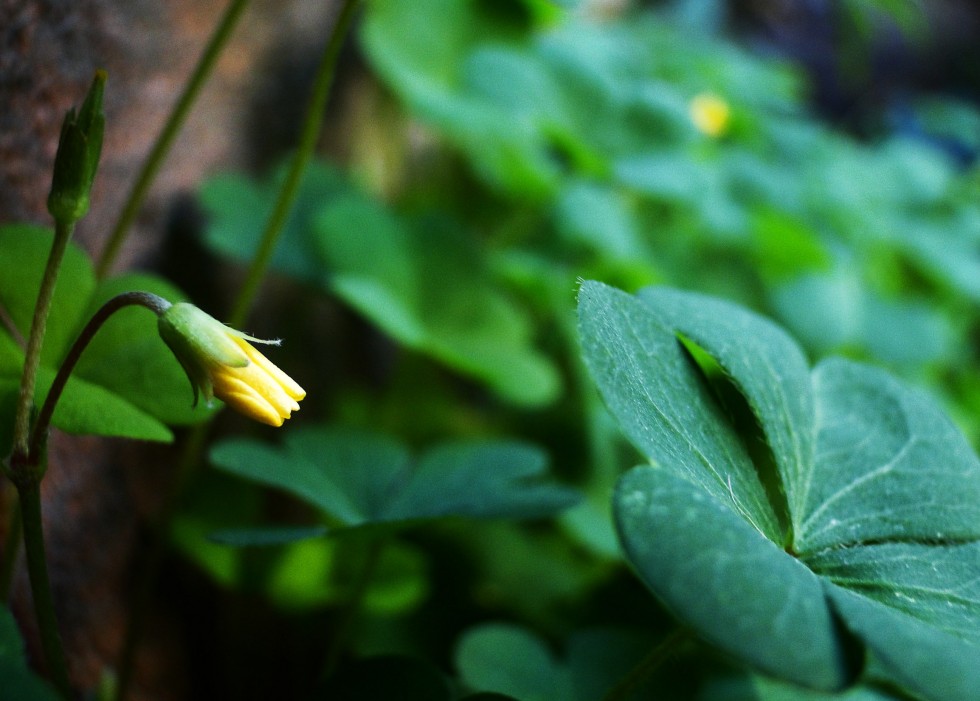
[2, 1, 979, 700]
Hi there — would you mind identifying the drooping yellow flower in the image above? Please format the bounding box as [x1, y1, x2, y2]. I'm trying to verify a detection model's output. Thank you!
[689, 92, 731, 138]
[158, 303, 305, 426]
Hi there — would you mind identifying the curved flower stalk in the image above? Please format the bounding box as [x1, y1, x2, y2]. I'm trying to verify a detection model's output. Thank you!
[158, 302, 305, 426]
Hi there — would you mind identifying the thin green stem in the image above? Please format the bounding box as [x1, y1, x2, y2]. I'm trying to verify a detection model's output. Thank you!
[12, 220, 73, 461]
[601, 626, 690, 701]
[17, 481, 71, 697]
[29, 292, 171, 460]
[228, 0, 362, 328]
[95, 0, 252, 279]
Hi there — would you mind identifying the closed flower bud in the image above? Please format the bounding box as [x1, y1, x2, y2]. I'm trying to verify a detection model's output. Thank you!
[47, 70, 107, 225]
[158, 303, 305, 427]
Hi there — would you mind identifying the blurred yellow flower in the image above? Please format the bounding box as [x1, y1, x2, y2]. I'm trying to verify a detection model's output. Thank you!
[689, 92, 731, 138]
[158, 303, 305, 426]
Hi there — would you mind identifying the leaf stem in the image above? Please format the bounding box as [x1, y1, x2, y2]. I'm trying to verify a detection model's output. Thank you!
[94, 0, 252, 279]
[17, 480, 72, 697]
[227, 0, 362, 328]
[601, 626, 690, 701]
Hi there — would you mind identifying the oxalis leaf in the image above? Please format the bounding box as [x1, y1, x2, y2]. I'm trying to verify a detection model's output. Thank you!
[577, 281, 980, 699]
[208, 425, 580, 540]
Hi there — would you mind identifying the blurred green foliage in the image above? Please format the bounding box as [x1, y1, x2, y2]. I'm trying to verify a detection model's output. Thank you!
[176, 0, 980, 697]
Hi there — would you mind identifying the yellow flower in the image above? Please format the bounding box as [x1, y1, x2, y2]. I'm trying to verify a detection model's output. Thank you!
[689, 92, 731, 138]
[158, 303, 305, 426]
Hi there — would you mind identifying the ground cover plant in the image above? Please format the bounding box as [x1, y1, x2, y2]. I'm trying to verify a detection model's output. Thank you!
[2, 1, 979, 699]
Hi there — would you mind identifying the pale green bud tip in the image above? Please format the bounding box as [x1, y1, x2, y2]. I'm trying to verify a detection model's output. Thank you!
[157, 303, 306, 426]
[47, 69, 107, 225]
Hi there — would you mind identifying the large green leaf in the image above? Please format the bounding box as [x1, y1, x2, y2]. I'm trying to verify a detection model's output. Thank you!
[577, 282, 780, 543]
[209, 426, 579, 536]
[635, 286, 815, 536]
[0, 224, 209, 442]
[578, 281, 980, 698]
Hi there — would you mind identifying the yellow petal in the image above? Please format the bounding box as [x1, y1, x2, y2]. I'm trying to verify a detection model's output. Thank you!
[212, 374, 289, 426]
[233, 337, 306, 400]
[223, 390, 286, 427]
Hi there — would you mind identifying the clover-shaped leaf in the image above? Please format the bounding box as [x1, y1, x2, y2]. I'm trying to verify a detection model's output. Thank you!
[578, 281, 980, 699]
[209, 426, 579, 540]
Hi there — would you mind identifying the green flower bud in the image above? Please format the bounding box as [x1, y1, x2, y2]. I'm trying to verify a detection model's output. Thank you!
[47, 69, 107, 225]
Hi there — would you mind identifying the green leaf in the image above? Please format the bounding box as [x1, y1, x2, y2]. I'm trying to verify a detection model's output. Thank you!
[314, 195, 560, 407]
[636, 286, 814, 538]
[0, 224, 95, 365]
[615, 466, 847, 689]
[455, 624, 657, 701]
[826, 585, 980, 701]
[797, 358, 980, 553]
[209, 426, 579, 531]
[700, 674, 904, 701]
[0, 607, 62, 701]
[577, 281, 780, 542]
[207, 525, 330, 547]
[36, 365, 172, 442]
[456, 623, 569, 701]
[199, 164, 349, 283]
[262, 538, 428, 613]
[554, 181, 646, 260]
[579, 281, 980, 698]
[361, 0, 564, 196]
